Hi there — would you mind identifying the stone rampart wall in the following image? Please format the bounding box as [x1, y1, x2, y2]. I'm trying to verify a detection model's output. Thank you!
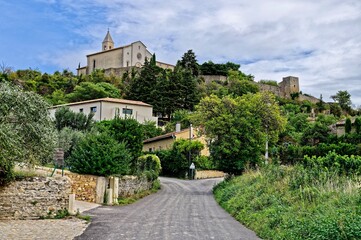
[298, 94, 320, 104]
[0, 176, 71, 220]
[257, 83, 281, 97]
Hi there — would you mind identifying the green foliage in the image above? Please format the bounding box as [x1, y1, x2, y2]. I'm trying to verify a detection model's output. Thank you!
[136, 154, 162, 180]
[259, 79, 278, 87]
[213, 164, 361, 240]
[54, 106, 94, 131]
[192, 92, 286, 173]
[193, 155, 215, 170]
[97, 117, 144, 161]
[67, 133, 131, 176]
[56, 127, 85, 162]
[154, 139, 205, 177]
[141, 121, 163, 140]
[345, 118, 352, 134]
[0, 82, 56, 185]
[331, 90, 352, 112]
[300, 121, 330, 146]
[178, 49, 199, 76]
[277, 143, 361, 165]
[355, 117, 361, 134]
[303, 151, 361, 175]
[329, 103, 342, 117]
[66, 82, 121, 102]
[200, 61, 240, 76]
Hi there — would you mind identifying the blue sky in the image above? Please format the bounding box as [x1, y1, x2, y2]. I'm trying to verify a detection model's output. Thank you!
[1, 0, 361, 105]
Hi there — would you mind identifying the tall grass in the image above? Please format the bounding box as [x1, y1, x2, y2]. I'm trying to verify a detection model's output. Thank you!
[213, 164, 361, 240]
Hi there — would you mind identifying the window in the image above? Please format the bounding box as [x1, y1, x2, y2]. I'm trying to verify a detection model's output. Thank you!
[126, 61, 129, 67]
[109, 46, 112, 49]
[79, 108, 83, 112]
[104, 45, 106, 50]
[122, 108, 133, 115]
[149, 148, 152, 152]
[90, 106, 97, 112]
[93, 60, 96, 69]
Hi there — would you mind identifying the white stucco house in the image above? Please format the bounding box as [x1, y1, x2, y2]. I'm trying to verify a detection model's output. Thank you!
[48, 98, 158, 124]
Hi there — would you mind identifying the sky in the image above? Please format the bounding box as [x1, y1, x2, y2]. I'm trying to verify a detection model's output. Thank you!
[0, 0, 360, 105]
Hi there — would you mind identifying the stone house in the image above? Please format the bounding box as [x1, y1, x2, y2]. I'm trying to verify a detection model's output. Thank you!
[49, 97, 158, 124]
[143, 124, 210, 156]
[77, 31, 174, 76]
[331, 117, 357, 137]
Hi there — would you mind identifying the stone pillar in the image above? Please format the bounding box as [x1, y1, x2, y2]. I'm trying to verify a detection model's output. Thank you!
[106, 189, 113, 205]
[95, 177, 106, 204]
[109, 177, 119, 204]
[68, 194, 77, 215]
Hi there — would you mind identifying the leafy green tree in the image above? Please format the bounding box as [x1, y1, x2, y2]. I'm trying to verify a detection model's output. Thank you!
[329, 103, 342, 117]
[66, 82, 121, 102]
[0, 82, 56, 185]
[97, 117, 144, 161]
[331, 90, 352, 112]
[142, 121, 163, 140]
[192, 92, 286, 173]
[301, 122, 329, 146]
[345, 118, 352, 134]
[67, 133, 131, 176]
[127, 58, 164, 111]
[200, 61, 240, 76]
[54, 107, 94, 131]
[178, 50, 199, 76]
[316, 94, 327, 112]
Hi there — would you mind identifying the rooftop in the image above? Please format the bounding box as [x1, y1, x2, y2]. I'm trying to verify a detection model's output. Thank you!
[49, 97, 153, 109]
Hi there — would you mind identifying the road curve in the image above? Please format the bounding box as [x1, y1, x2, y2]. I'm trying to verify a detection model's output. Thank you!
[75, 177, 260, 240]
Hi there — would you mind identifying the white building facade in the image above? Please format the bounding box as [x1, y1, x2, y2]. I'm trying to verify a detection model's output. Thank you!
[49, 98, 158, 125]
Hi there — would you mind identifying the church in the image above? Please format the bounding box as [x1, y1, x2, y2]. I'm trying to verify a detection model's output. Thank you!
[77, 31, 174, 76]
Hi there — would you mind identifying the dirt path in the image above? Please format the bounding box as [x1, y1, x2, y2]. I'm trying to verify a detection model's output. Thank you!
[76, 177, 260, 240]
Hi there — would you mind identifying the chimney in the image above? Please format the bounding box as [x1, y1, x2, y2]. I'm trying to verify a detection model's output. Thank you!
[175, 123, 181, 133]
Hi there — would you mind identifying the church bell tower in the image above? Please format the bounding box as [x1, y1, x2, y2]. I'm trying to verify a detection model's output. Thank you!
[102, 30, 114, 51]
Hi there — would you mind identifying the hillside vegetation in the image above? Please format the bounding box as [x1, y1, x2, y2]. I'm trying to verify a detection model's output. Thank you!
[214, 163, 361, 240]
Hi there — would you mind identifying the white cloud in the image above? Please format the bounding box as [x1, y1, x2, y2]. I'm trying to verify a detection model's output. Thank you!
[41, 0, 361, 105]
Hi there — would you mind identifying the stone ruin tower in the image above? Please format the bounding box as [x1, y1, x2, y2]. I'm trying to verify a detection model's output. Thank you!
[279, 76, 300, 98]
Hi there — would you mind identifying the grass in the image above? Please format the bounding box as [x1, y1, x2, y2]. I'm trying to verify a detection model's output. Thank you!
[213, 164, 361, 240]
[118, 179, 161, 205]
[75, 213, 91, 223]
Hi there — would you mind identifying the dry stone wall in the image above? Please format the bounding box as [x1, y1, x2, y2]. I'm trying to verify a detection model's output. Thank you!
[118, 176, 153, 197]
[0, 176, 71, 220]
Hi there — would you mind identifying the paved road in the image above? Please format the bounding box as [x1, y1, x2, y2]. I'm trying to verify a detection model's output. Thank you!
[75, 177, 260, 240]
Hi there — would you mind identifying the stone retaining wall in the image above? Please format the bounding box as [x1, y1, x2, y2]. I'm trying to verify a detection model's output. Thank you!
[195, 170, 225, 179]
[36, 167, 99, 203]
[0, 176, 71, 220]
[118, 176, 153, 197]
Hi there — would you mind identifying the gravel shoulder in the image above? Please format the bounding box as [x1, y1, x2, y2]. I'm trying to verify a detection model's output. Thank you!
[0, 217, 88, 240]
[76, 177, 260, 240]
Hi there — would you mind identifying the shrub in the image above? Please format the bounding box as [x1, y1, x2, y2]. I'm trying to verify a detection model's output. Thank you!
[136, 154, 162, 180]
[54, 106, 94, 131]
[153, 139, 205, 177]
[97, 117, 143, 162]
[213, 164, 361, 240]
[303, 151, 361, 175]
[67, 133, 131, 176]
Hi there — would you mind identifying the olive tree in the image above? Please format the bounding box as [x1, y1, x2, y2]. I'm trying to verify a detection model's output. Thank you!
[0, 82, 56, 185]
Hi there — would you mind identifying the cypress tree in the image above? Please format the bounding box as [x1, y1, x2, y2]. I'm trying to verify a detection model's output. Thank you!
[345, 118, 352, 134]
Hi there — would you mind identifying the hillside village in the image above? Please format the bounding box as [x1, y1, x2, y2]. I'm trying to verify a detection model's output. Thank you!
[1, 30, 361, 240]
